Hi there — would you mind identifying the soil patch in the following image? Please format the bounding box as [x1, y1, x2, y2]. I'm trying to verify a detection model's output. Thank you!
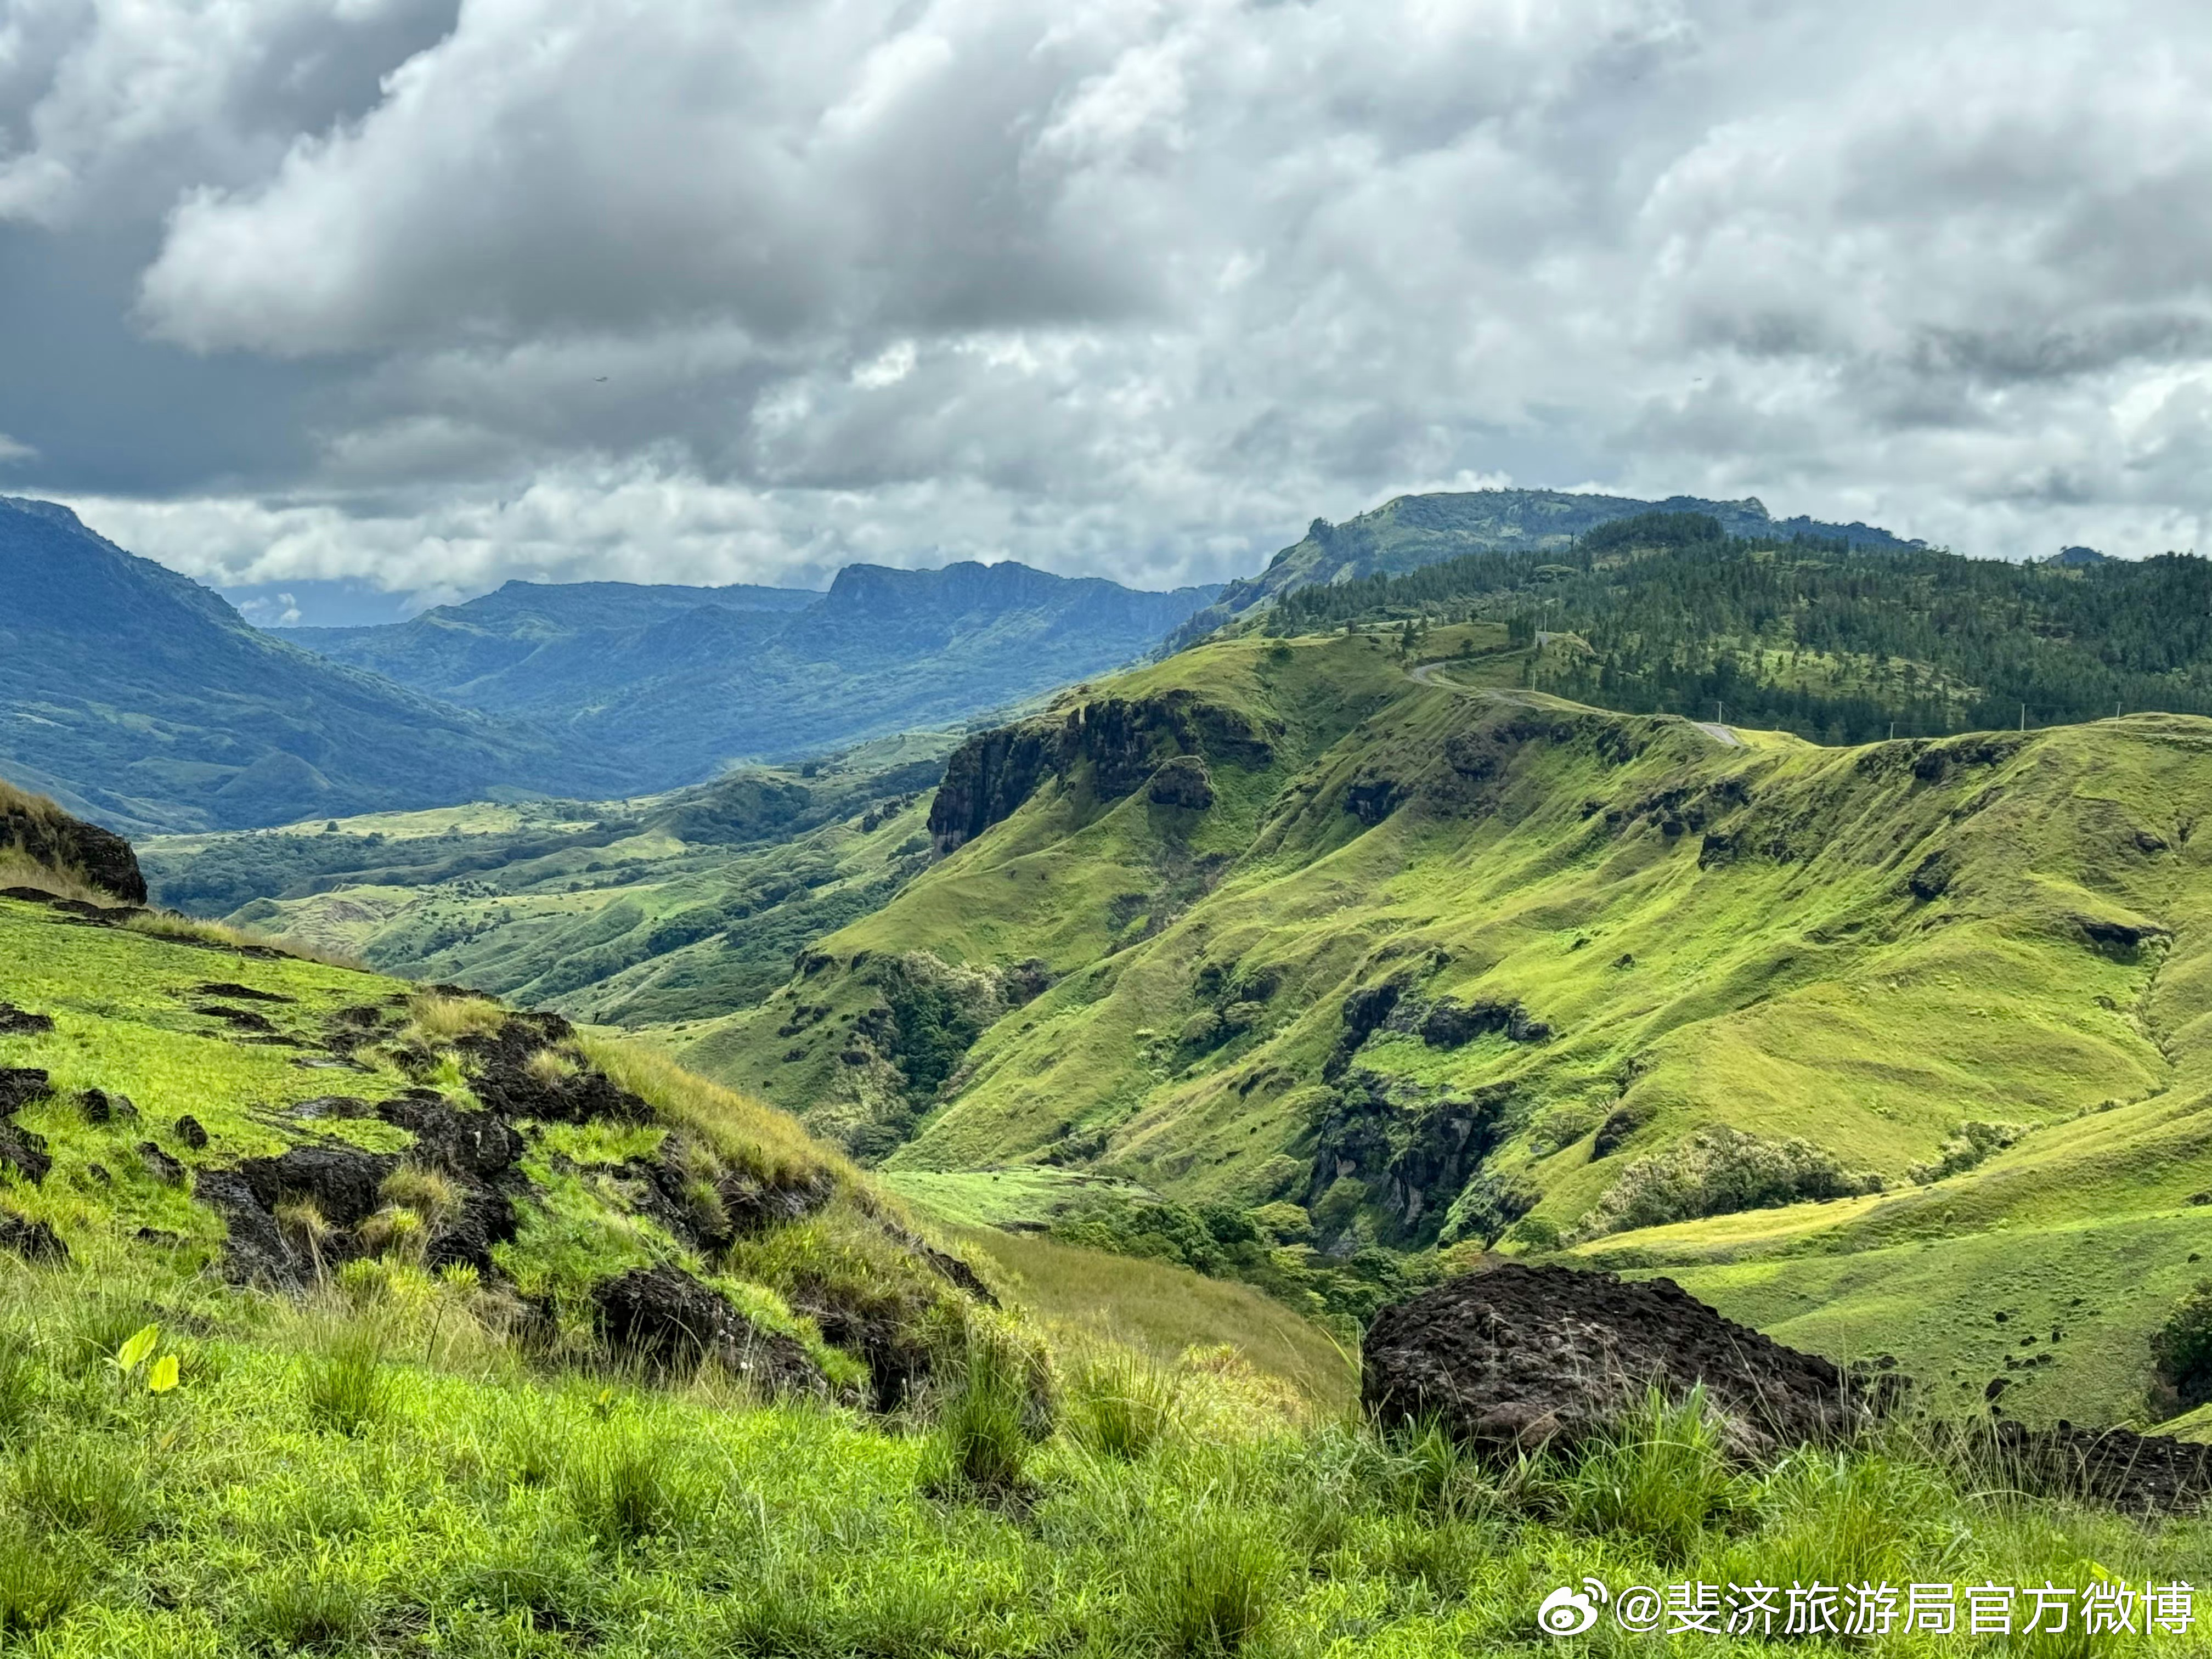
[593, 1263, 827, 1397]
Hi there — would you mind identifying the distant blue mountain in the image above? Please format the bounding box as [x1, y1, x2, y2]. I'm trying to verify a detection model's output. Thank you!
[0, 496, 624, 833]
[279, 561, 1220, 793]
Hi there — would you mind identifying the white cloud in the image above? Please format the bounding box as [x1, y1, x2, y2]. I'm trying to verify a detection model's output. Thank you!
[0, 433, 37, 464]
[2, 0, 2207, 590]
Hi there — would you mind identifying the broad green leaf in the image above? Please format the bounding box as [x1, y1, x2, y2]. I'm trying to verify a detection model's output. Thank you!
[146, 1353, 179, 1393]
[117, 1323, 159, 1370]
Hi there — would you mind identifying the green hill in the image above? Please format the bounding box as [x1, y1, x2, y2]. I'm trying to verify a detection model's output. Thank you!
[281, 561, 1222, 794]
[673, 624, 2212, 1424]
[1261, 509, 2212, 743]
[0, 497, 624, 833]
[138, 737, 958, 1028]
[1168, 488, 1920, 646]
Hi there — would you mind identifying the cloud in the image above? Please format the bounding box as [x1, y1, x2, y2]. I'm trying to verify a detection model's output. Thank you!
[0, 433, 37, 464]
[3, 0, 2208, 595]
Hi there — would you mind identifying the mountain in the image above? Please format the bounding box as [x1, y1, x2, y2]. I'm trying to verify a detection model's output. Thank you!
[1169, 487, 1923, 646]
[669, 624, 2212, 1425]
[280, 561, 1222, 794]
[1265, 508, 2212, 743]
[0, 496, 625, 835]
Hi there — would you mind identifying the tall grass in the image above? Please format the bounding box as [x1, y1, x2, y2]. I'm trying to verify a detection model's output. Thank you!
[581, 1031, 834, 1188]
[302, 1322, 391, 1435]
[922, 1320, 1049, 1494]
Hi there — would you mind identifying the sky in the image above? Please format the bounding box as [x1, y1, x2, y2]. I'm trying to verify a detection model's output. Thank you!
[1, 0, 2207, 625]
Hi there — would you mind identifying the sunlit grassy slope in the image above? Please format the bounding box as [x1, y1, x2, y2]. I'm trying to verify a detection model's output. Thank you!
[678, 624, 2212, 1424]
[140, 739, 953, 1028]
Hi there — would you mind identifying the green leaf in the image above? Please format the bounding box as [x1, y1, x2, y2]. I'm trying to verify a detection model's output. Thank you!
[146, 1353, 179, 1393]
[117, 1324, 159, 1372]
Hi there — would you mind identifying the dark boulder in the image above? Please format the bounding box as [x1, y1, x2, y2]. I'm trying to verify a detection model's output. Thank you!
[0, 1067, 49, 1113]
[0, 1003, 53, 1036]
[459, 1013, 647, 1124]
[138, 1142, 185, 1185]
[0, 1124, 50, 1185]
[593, 1263, 826, 1396]
[0, 1210, 65, 1264]
[0, 791, 146, 905]
[1363, 1263, 1884, 1459]
[174, 1114, 209, 1150]
[1985, 1419, 2212, 1516]
[373, 1091, 524, 1183]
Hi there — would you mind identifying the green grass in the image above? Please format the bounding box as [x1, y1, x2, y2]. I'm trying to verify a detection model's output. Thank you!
[656, 624, 2212, 1426]
[0, 1253, 2204, 1656]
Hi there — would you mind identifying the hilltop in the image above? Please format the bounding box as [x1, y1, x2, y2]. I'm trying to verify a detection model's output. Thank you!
[0, 497, 624, 834]
[281, 561, 1221, 794]
[671, 623, 2212, 1427]
[1169, 487, 1921, 646]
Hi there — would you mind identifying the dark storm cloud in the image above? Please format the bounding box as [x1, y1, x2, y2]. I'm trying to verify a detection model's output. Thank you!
[0, 0, 2204, 610]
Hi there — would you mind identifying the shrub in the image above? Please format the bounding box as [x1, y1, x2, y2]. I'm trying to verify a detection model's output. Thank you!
[2149, 1279, 2212, 1410]
[1579, 1125, 1884, 1238]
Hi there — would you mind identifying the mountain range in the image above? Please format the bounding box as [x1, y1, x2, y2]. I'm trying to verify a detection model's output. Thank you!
[0, 495, 1217, 831]
[278, 562, 1220, 794]
[0, 495, 623, 836]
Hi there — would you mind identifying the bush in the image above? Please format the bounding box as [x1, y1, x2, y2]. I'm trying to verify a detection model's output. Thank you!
[1579, 1125, 1884, 1238]
[2150, 1279, 2212, 1410]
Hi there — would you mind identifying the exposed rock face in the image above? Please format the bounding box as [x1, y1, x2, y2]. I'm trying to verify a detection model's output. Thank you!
[593, 1263, 827, 1396]
[1146, 754, 1216, 810]
[1363, 1263, 1882, 1459]
[928, 691, 1272, 852]
[1986, 1419, 2212, 1516]
[0, 785, 147, 904]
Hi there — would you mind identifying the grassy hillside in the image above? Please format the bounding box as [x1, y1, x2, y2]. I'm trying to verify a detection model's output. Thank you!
[137, 738, 955, 1027]
[0, 496, 623, 834]
[280, 561, 1221, 794]
[5, 754, 2210, 1654]
[676, 624, 2212, 1424]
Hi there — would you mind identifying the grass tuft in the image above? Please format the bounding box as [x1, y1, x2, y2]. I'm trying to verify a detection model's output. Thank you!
[0, 1518, 88, 1635]
[1132, 1500, 1285, 1656]
[922, 1319, 1048, 1495]
[12, 1434, 151, 1541]
[1065, 1345, 1184, 1462]
[302, 1322, 391, 1435]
